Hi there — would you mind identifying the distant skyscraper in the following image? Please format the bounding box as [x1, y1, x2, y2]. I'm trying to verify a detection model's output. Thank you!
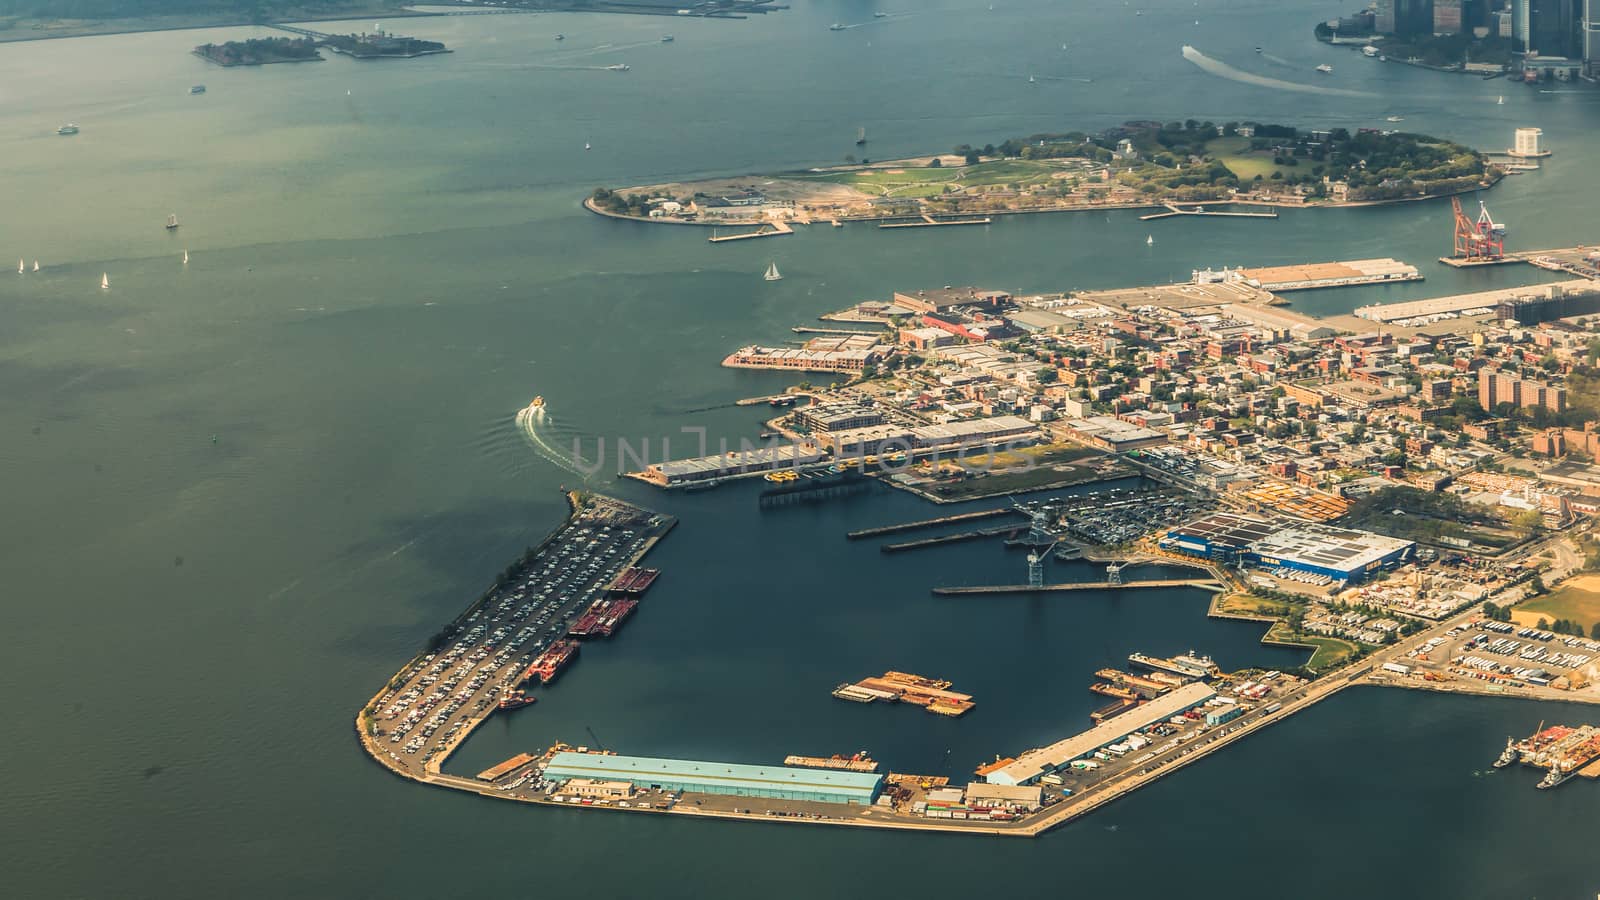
[1586, 0, 1600, 72]
[1377, 0, 1436, 36]
[1435, 0, 1464, 33]
[1519, 0, 1583, 57]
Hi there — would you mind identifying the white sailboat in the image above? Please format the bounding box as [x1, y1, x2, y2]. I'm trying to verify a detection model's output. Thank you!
[33, 260, 39, 272]
[17, 258, 23, 274]
[166, 213, 180, 230]
[584, 142, 591, 150]
[100, 272, 110, 289]
[183, 250, 189, 265]
[1497, 96, 1505, 105]
[764, 262, 783, 282]
[1146, 234, 1154, 246]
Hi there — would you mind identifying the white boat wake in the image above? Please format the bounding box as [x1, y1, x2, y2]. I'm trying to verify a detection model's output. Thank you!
[1181, 46, 1375, 98]
[514, 406, 592, 479]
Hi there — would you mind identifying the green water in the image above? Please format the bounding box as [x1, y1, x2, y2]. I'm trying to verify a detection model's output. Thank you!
[3, 2, 1599, 897]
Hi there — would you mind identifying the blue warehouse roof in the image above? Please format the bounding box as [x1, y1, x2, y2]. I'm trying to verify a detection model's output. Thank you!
[545, 752, 884, 794]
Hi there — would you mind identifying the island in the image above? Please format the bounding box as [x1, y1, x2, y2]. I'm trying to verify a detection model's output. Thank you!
[588, 121, 1500, 228]
[193, 36, 321, 66]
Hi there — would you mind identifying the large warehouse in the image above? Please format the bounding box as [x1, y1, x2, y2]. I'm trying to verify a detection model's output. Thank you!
[986, 683, 1217, 786]
[543, 752, 884, 805]
[1161, 512, 1414, 583]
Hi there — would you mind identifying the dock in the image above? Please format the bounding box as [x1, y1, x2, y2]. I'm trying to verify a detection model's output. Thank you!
[1353, 277, 1595, 323]
[880, 524, 1020, 553]
[708, 220, 794, 242]
[792, 326, 884, 336]
[835, 671, 975, 716]
[849, 507, 1023, 540]
[931, 579, 1222, 595]
[1139, 203, 1279, 221]
[477, 753, 537, 782]
[879, 214, 992, 229]
[784, 754, 880, 773]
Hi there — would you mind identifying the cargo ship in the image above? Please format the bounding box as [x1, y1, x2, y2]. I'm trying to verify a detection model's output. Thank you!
[497, 691, 537, 711]
[784, 752, 879, 773]
[524, 639, 580, 684]
[1129, 651, 1213, 680]
[610, 566, 659, 594]
[567, 597, 638, 638]
[835, 671, 973, 716]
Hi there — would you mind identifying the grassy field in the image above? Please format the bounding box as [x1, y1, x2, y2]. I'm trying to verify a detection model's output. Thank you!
[1264, 623, 1367, 672]
[1511, 575, 1600, 631]
[1205, 135, 1292, 182]
[794, 158, 1073, 198]
[1215, 592, 1297, 620]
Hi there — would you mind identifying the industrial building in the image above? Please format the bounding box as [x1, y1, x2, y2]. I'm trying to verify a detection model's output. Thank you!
[1162, 513, 1415, 582]
[793, 401, 886, 434]
[1060, 415, 1170, 452]
[985, 683, 1217, 786]
[824, 415, 1039, 456]
[543, 752, 885, 805]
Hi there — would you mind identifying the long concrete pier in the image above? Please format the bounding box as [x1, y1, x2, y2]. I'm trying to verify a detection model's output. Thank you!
[879, 214, 992, 229]
[848, 507, 1023, 539]
[708, 220, 794, 242]
[880, 525, 1021, 552]
[1139, 203, 1279, 221]
[932, 579, 1223, 595]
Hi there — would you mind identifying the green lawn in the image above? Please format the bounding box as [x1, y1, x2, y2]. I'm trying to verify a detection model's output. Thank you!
[1205, 135, 1292, 182]
[1264, 623, 1367, 672]
[794, 158, 1069, 197]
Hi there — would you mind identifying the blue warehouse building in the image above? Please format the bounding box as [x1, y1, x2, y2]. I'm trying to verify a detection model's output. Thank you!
[543, 752, 884, 805]
[1161, 513, 1413, 583]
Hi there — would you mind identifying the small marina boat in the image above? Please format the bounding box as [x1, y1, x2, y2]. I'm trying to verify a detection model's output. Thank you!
[17, 259, 23, 274]
[57, 123, 79, 135]
[855, 127, 867, 145]
[1316, 64, 1334, 74]
[606, 64, 630, 72]
[554, 33, 565, 40]
[1146, 234, 1154, 246]
[166, 213, 180, 230]
[1386, 115, 1404, 122]
[1497, 96, 1505, 105]
[764, 262, 783, 282]
[526, 396, 546, 417]
[33, 260, 40, 272]
[101, 273, 110, 290]
[183, 250, 189, 265]
[829, 23, 845, 31]
[661, 34, 674, 42]
[190, 84, 206, 94]
[584, 142, 591, 150]
[1028, 74, 1036, 83]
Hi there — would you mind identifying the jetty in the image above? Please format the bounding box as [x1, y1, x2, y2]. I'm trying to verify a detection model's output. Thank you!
[880, 524, 1021, 553]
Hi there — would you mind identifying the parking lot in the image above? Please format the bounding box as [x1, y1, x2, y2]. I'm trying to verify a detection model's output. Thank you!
[1401, 620, 1600, 691]
[367, 497, 673, 774]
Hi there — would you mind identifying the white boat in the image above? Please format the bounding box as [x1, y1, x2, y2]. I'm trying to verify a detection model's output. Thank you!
[166, 213, 180, 230]
[1497, 96, 1505, 105]
[101, 273, 109, 290]
[183, 250, 189, 265]
[584, 142, 591, 150]
[1386, 115, 1404, 122]
[606, 64, 630, 72]
[1146, 234, 1154, 246]
[856, 127, 867, 145]
[1028, 74, 1036, 83]
[1316, 64, 1333, 74]
[57, 123, 79, 135]
[764, 262, 783, 282]
[17, 259, 23, 274]
[32, 260, 39, 272]
[829, 23, 845, 31]
[661, 35, 674, 42]
[554, 33, 564, 40]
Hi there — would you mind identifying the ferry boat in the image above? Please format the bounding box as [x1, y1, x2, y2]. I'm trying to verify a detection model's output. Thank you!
[190, 84, 206, 94]
[57, 123, 79, 135]
[1315, 64, 1334, 74]
[1128, 651, 1209, 680]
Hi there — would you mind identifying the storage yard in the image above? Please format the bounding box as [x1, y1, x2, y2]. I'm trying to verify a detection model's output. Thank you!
[1237, 258, 1421, 292]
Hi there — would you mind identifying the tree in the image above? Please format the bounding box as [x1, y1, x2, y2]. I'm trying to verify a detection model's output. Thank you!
[1537, 617, 1549, 630]
[1036, 367, 1059, 384]
[1592, 622, 1600, 640]
[928, 157, 942, 168]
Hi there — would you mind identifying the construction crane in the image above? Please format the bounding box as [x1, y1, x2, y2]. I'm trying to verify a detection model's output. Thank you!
[1452, 196, 1506, 261]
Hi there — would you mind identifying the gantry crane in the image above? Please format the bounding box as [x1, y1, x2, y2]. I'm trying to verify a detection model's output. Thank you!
[1452, 196, 1506, 261]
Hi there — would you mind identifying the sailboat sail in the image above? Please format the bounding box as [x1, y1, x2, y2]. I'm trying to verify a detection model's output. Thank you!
[764, 262, 783, 282]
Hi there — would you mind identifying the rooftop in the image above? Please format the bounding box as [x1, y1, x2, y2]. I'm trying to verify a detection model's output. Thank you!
[989, 683, 1216, 785]
[546, 752, 884, 793]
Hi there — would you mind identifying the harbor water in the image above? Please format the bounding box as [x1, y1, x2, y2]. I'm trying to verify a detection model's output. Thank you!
[2, 1, 1599, 896]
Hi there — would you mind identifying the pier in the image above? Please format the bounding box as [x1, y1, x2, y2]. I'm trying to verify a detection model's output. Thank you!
[708, 220, 794, 242]
[931, 579, 1223, 595]
[880, 524, 1021, 553]
[1139, 203, 1279, 221]
[792, 326, 884, 336]
[879, 214, 992, 229]
[848, 507, 1023, 539]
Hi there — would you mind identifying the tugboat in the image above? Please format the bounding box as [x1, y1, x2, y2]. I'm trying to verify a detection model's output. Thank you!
[498, 691, 537, 711]
[1493, 737, 1519, 769]
[1537, 765, 1574, 790]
